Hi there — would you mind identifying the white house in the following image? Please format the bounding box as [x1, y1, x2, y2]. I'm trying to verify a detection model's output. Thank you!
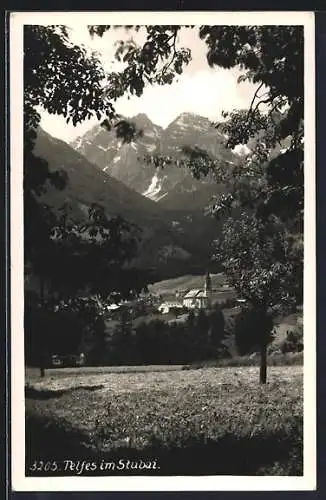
[182, 289, 202, 309]
[158, 301, 184, 314]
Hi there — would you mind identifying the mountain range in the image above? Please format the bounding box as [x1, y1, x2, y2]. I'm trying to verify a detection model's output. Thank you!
[71, 112, 240, 210]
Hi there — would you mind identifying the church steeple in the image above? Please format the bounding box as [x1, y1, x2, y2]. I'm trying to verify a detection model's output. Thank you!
[204, 271, 212, 309]
[204, 271, 211, 292]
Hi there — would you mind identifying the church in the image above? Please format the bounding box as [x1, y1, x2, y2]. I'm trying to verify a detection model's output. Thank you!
[182, 272, 212, 310]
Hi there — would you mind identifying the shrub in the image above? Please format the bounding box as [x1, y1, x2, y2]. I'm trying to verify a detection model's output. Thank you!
[104, 308, 229, 365]
[25, 295, 107, 367]
[183, 351, 303, 369]
[280, 327, 303, 354]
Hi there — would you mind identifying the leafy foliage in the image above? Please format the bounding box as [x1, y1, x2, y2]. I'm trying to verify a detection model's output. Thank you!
[91, 307, 227, 366]
[31, 306, 228, 367]
[215, 213, 303, 311]
[47, 203, 143, 298]
[89, 25, 191, 94]
[24, 25, 157, 375]
[234, 307, 274, 356]
[24, 25, 113, 130]
[24, 294, 107, 366]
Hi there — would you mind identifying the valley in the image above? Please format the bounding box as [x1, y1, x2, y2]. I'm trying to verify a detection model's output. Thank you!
[32, 113, 239, 281]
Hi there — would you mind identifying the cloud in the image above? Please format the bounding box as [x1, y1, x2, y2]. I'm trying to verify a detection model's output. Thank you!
[40, 67, 257, 141]
[116, 69, 251, 127]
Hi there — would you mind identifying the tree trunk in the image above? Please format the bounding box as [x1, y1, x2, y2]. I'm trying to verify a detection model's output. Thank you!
[39, 275, 46, 378]
[40, 274, 45, 304]
[259, 337, 267, 384]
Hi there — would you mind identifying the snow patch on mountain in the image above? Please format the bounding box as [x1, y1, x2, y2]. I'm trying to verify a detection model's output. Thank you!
[73, 136, 85, 150]
[191, 123, 208, 131]
[233, 144, 251, 156]
[143, 172, 166, 201]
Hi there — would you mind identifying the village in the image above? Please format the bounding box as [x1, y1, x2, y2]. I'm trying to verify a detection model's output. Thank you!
[48, 272, 243, 368]
[105, 272, 241, 322]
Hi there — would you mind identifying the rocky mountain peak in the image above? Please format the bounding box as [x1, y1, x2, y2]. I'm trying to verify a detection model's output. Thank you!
[170, 112, 212, 129]
[131, 113, 157, 127]
[70, 111, 237, 206]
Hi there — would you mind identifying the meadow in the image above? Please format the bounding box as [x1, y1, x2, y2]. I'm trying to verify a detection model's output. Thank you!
[148, 273, 227, 296]
[25, 364, 303, 476]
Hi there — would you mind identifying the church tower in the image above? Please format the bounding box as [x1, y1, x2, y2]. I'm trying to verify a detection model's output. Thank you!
[204, 271, 212, 309]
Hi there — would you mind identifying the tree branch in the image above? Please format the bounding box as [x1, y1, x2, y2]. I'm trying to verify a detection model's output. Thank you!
[161, 28, 178, 76]
[246, 82, 264, 121]
[252, 97, 274, 114]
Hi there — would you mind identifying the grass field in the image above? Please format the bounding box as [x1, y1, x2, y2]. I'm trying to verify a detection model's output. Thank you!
[25, 365, 303, 476]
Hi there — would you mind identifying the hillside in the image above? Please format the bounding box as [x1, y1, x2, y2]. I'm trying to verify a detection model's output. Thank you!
[158, 182, 230, 211]
[148, 273, 228, 296]
[30, 128, 222, 281]
[33, 128, 162, 223]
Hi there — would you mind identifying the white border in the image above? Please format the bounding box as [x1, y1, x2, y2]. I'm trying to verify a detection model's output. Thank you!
[10, 11, 316, 492]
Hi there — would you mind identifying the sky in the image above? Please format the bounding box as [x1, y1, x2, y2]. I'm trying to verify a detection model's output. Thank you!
[39, 25, 260, 142]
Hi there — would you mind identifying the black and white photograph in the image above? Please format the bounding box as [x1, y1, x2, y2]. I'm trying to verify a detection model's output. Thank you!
[10, 11, 316, 491]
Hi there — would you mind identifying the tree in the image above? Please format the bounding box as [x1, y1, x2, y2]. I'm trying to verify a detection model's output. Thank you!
[207, 306, 226, 356]
[24, 25, 111, 278]
[47, 203, 144, 300]
[112, 307, 134, 364]
[87, 25, 304, 382]
[25, 201, 149, 374]
[216, 213, 302, 382]
[24, 26, 150, 374]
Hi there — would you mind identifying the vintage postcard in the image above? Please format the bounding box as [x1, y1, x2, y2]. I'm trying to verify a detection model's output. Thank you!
[10, 10, 316, 491]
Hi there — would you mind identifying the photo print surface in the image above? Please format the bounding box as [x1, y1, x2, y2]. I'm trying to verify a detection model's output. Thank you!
[10, 11, 316, 491]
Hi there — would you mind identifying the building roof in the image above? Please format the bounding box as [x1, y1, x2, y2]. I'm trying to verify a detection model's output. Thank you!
[183, 289, 202, 299]
[106, 303, 121, 311]
[159, 301, 183, 308]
